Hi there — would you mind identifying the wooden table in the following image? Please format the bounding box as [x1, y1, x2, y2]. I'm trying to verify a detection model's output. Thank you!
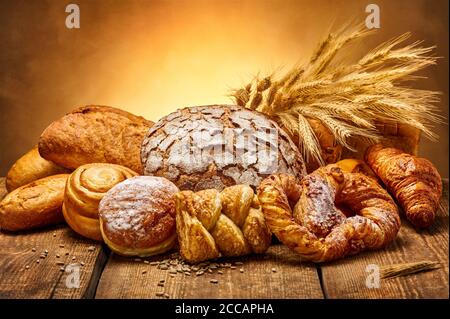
[0, 178, 448, 299]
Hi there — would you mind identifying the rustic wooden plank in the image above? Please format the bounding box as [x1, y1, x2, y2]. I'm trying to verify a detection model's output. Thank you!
[95, 244, 324, 299]
[0, 178, 108, 299]
[320, 179, 449, 299]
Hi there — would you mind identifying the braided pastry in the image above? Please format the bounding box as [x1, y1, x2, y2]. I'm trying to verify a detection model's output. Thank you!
[175, 185, 271, 263]
[63, 163, 138, 241]
[365, 144, 442, 228]
[257, 164, 400, 262]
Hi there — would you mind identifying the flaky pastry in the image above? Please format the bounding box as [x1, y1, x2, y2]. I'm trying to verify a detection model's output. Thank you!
[365, 144, 442, 228]
[257, 165, 400, 262]
[175, 185, 271, 263]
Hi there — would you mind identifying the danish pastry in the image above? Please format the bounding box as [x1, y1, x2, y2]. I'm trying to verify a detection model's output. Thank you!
[98, 176, 179, 257]
[63, 163, 138, 241]
[175, 185, 271, 263]
[365, 144, 442, 228]
[257, 165, 400, 262]
[0, 174, 69, 231]
[6, 146, 69, 192]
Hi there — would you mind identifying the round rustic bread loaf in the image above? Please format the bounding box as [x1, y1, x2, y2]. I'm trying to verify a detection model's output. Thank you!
[141, 105, 306, 190]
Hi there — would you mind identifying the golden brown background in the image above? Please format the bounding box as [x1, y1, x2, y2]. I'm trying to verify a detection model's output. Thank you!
[0, 0, 448, 176]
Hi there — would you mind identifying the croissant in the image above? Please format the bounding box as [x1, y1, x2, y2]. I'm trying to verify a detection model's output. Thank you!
[365, 144, 442, 228]
[257, 164, 400, 262]
[175, 185, 272, 263]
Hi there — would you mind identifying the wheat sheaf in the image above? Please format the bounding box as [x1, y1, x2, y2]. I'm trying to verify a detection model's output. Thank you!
[230, 23, 442, 165]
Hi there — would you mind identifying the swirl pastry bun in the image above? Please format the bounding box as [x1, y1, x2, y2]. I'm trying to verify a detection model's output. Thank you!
[62, 163, 138, 241]
[6, 146, 70, 192]
[0, 174, 69, 231]
[98, 176, 179, 257]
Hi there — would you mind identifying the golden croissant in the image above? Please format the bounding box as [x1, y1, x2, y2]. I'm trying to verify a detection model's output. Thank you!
[257, 164, 401, 262]
[175, 185, 272, 263]
[365, 144, 442, 228]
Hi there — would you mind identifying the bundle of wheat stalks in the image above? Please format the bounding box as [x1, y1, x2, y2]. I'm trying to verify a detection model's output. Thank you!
[231, 23, 442, 165]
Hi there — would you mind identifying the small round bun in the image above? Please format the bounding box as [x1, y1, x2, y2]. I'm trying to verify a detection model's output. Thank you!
[98, 176, 179, 257]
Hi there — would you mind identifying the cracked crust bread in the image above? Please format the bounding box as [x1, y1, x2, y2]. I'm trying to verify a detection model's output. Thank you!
[141, 105, 306, 191]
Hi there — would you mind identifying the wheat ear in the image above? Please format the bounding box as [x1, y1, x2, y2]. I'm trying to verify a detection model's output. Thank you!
[230, 23, 442, 164]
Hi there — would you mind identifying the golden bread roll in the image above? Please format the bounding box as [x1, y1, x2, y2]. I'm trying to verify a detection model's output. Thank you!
[6, 146, 70, 192]
[62, 163, 138, 241]
[341, 122, 421, 160]
[0, 174, 69, 231]
[38, 105, 153, 174]
[98, 176, 179, 257]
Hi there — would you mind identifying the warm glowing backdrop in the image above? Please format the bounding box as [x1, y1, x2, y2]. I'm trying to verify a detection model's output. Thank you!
[0, 0, 448, 176]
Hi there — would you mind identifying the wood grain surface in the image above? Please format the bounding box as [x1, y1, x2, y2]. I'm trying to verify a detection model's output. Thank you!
[95, 245, 324, 299]
[320, 181, 449, 299]
[0, 177, 448, 299]
[0, 178, 107, 299]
